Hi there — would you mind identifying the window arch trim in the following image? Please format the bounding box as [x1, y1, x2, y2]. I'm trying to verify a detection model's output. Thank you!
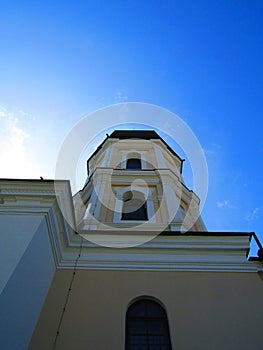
[120, 150, 147, 170]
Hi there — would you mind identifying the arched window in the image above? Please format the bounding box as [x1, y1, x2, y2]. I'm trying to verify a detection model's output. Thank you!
[126, 298, 172, 350]
[122, 191, 148, 221]
[126, 158, 141, 169]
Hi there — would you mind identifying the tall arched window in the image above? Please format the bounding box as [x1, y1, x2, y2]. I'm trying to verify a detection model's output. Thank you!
[126, 298, 172, 350]
[122, 191, 148, 221]
[126, 158, 141, 169]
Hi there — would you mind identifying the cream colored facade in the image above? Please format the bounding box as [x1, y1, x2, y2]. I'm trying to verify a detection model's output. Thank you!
[29, 269, 263, 350]
[1, 130, 263, 350]
[74, 131, 206, 235]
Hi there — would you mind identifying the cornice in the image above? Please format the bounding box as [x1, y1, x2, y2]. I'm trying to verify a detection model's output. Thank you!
[52, 227, 263, 272]
[1, 179, 262, 273]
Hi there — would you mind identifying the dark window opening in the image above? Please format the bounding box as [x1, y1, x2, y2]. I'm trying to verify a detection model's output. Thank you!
[127, 158, 141, 169]
[126, 299, 172, 350]
[121, 191, 148, 221]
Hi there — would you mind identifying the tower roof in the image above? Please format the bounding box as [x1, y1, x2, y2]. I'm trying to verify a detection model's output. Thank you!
[109, 130, 183, 161]
[109, 130, 162, 140]
[87, 130, 184, 171]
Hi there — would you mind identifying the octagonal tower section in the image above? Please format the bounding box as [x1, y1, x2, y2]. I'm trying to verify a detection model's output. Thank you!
[73, 130, 206, 233]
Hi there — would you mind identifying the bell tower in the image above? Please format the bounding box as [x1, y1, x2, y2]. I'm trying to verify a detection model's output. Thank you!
[74, 130, 206, 235]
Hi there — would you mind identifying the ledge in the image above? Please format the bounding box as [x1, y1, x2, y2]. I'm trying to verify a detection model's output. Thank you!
[1, 178, 263, 273]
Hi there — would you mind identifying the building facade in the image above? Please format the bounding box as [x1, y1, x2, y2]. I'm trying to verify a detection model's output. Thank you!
[0, 130, 263, 350]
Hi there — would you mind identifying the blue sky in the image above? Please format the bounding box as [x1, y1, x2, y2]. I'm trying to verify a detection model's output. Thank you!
[0, 1, 263, 255]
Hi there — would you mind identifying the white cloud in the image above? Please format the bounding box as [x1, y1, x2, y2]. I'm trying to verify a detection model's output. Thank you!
[0, 111, 7, 118]
[203, 148, 216, 155]
[18, 109, 31, 117]
[0, 108, 41, 179]
[114, 91, 128, 102]
[202, 143, 221, 156]
[245, 207, 261, 221]
[217, 200, 236, 209]
[0, 106, 9, 118]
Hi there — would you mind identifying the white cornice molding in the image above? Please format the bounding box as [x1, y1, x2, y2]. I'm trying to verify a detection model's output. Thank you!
[1, 179, 263, 273]
[56, 229, 263, 272]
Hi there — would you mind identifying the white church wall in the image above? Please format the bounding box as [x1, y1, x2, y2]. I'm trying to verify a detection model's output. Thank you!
[0, 217, 56, 350]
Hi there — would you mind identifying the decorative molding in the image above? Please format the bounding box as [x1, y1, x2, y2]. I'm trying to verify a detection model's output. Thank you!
[1, 179, 263, 273]
[53, 226, 263, 272]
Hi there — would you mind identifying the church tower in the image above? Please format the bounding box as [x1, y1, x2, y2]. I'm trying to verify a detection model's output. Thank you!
[74, 130, 206, 243]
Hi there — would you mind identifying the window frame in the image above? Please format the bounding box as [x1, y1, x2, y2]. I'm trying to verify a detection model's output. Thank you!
[126, 158, 142, 170]
[125, 298, 172, 350]
[121, 190, 148, 221]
